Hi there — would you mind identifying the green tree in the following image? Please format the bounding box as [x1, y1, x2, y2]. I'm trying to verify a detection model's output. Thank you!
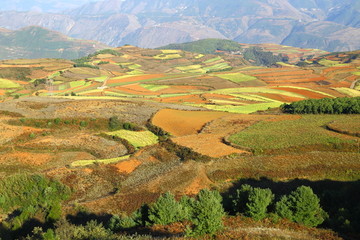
[186, 189, 225, 236]
[275, 186, 327, 227]
[231, 184, 274, 220]
[148, 192, 183, 225]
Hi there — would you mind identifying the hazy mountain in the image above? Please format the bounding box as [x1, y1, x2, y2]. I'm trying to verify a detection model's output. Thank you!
[0, 0, 359, 51]
[0, 26, 108, 60]
[0, 0, 91, 13]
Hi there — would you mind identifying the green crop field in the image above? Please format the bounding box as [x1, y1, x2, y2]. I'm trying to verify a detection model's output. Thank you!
[70, 155, 130, 167]
[106, 130, 158, 148]
[200, 101, 282, 113]
[88, 76, 108, 82]
[229, 115, 358, 151]
[69, 80, 87, 88]
[334, 88, 360, 97]
[212, 87, 305, 98]
[318, 59, 340, 66]
[204, 56, 222, 63]
[154, 53, 182, 60]
[161, 50, 181, 54]
[0, 78, 21, 88]
[215, 72, 257, 83]
[140, 84, 169, 91]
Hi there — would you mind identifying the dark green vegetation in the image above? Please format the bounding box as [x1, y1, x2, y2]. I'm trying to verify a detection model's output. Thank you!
[281, 97, 360, 114]
[0, 26, 108, 60]
[161, 39, 287, 66]
[0, 174, 70, 238]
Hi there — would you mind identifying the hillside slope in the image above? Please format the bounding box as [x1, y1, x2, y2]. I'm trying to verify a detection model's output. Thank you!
[0, 26, 108, 60]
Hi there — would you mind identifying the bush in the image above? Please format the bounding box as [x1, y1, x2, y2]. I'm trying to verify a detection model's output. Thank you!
[231, 184, 274, 220]
[0, 174, 70, 230]
[80, 121, 88, 127]
[54, 118, 61, 125]
[148, 192, 184, 225]
[186, 189, 225, 236]
[275, 186, 328, 227]
[109, 116, 122, 131]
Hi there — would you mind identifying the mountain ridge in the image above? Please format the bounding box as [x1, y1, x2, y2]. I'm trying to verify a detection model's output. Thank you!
[0, 0, 359, 51]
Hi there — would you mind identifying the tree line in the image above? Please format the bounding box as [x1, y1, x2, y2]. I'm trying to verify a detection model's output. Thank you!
[281, 97, 360, 114]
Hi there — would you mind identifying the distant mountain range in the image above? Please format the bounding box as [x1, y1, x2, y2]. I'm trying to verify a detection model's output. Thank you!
[0, 0, 359, 51]
[0, 26, 108, 60]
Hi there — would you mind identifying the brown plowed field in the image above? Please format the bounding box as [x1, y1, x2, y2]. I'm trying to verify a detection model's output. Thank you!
[151, 109, 231, 136]
[173, 133, 246, 157]
[274, 87, 330, 99]
[256, 93, 304, 102]
[113, 159, 142, 174]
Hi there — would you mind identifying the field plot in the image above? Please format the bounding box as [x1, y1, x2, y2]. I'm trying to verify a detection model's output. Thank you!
[106, 130, 158, 148]
[214, 72, 257, 83]
[0, 78, 21, 88]
[152, 109, 231, 136]
[229, 115, 359, 152]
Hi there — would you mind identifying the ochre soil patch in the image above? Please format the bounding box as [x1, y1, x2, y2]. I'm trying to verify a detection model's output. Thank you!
[252, 69, 314, 77]
[0, 152, 53, 165]
[0, 90, 5, 96]
[151, 109, 231, 136]
[114, 84, 155, 95]
[273, 87, 330, 99]
[113, 159, 142, 174]
[173, 134, 246, 158]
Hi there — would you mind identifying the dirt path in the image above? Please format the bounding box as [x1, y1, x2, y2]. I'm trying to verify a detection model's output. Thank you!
[350, 79, 359, 89]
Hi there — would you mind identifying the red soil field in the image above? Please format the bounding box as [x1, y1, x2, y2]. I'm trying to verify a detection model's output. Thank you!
[113, 159, 141, 174]
[202, 93, 234, 99]
[152, 109, 231, 136]
[114, 84, 156, 95]
[0, 90, 5, 95]
[173, 133, 246, 158]
[107, 74, 164, 85]
[0, 152, 52, 165]
[155, 94, 208, 104]
[273, 87, 330, 99]
[252, 70, 314, 77]
[256, 93, 304, 102]
[14, 80, 30, 85]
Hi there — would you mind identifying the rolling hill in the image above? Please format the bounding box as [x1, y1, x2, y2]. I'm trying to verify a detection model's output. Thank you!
[0, 26, 109, 60]
[0, 0, 359, 51]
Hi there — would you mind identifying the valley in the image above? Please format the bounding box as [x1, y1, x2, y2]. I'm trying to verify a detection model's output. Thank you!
[0, 44, 359, 239]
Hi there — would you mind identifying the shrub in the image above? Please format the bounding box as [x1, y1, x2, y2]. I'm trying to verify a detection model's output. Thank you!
[0, 174, 70, 230]
[275, 186, 328, 227]
[29, 132, 36, 139]
[109, 116, 122, 131]
[231, 184, 274, 220]
[54, 118, 61, 125]
[148, 192, 184, 225]
[80, 121, 88, 127]
[186, 189, 225, 236]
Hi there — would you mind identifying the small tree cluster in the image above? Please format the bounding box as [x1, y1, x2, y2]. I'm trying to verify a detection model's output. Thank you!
[281, 97, 360, 114]
[231, 184, 274, 221]
[108, 190, 224, 237]
[230, 184, 327, 227]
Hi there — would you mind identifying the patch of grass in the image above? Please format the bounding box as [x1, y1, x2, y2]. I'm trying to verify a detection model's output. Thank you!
[176, 65, 202, 71]
[161, 50, 181, 54]
[318, 59, 340, 66]
[69, 80, 86, 88]
[0, 78, 21, 88]
[204, 56, 222, 63]
[215, 73, 257, 83]
[88, 76, 108, 82]
[140, 84, 169, 91]
[229, 115, 357, 151]
[154, 54, 182, 60]
[106, 130, 158, 148]
[333, 88, 360, 97]
[203, 63, 232, 72]
[352, 71, 360, 76]
[70, 155, 130, 167]
[200, 102, 282, 113]
[212, 87, 305, 98]
[195, 54, 204, 59]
